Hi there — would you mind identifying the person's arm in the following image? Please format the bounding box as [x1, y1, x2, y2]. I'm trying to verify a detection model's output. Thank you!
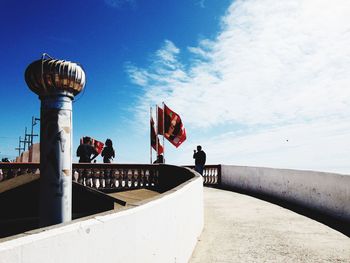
[193, 150, 197, 159]
[90, 153, 98, 162]
[76, 146, 81, 157]
[90, 146, 99, 162]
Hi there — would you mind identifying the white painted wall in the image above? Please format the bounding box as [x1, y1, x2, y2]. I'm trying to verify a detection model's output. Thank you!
[221, 165, 350, 221]
[0, 175, 203, 263]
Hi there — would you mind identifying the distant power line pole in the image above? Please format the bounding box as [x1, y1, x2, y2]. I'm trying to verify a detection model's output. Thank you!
[21, 127, 31, 151]
[26, 116, 40, 147]
[13, 116, 40, 157]
[15, 136, 25, 156]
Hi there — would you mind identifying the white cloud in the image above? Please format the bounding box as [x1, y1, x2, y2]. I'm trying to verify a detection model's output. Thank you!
[127, 0, 350, 173]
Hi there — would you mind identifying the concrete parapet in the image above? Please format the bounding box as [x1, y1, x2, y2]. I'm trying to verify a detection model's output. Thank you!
[20, 151, 29, 163]
[0, 173, 203, 263]
[28, 143, 40, 163]
[221, 165, 350, 222]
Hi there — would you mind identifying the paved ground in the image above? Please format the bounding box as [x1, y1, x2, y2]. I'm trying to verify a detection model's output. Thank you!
[190, 187, 350, 263]
[108, 189, 160, 206]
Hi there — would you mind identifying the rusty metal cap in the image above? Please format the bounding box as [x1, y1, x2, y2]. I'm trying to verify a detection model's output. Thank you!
[25, 58, 86, 96]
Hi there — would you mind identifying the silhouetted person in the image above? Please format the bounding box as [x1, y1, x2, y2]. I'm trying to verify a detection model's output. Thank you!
[76, 137, 98, 163]
[153, 154, 164, 164]
[101, 139, 115, 163]
[193, 145, 206, 175]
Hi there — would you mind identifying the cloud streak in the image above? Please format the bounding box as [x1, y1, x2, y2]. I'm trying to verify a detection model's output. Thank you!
[127, 0, 350, 173]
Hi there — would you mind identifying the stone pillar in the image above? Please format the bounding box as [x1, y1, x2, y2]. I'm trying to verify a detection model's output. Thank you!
[25, 56, 85, 227]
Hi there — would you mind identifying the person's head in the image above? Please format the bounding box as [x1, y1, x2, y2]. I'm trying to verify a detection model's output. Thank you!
[197, 145, 202, 151]
[83, 136, 91, 144]
[105, 139, 113, 147]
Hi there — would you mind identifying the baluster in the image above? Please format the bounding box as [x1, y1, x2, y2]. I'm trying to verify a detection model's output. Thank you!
[1, 168, 7, 181]
[127, 169, 133, 188]
[7, 168, 15, 179]
[0, 168, 3, 182]
[110, 169, 116, 188]
[145, 169, 150, 186]
[99, 169, 105, 188]
[148, 169, 154, 186]
[121, 169, 126, 188]
[93, 169, 100, 188]
[133, 169, 139, 187]
[208, 168, 211, 184]
[151, 168, 158, 186]
[72, 168, 78, 182]
[115, 169, 121, 188]
[86, 169, 93, 187]
[77, 169, 84, 185]
[206, 168, 210, 184]
[29, 167, 36, 175]
[140, 169, 145, 187]
[214, 168, 218, 184]
[105, 169, 111, 188]
[204, 168, 208, 185]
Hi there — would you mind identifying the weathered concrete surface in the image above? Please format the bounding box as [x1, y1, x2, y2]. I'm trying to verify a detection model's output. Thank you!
[190, 187, 350, 263]
[221, 165, 350, 222]
[108, 189, 160, 206]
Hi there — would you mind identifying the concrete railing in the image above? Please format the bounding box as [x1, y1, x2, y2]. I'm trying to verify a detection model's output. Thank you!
[220, 165, 350, 223]
[185, 165, 221, 186]
[0, 163, 191, 193]
[0, 166, 203, 263]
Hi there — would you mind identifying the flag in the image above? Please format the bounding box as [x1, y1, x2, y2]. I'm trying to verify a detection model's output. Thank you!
[163, 104, 186, 148]
[80, 136, 104, 154]
[150, 117, 164, 154]
[92, 139, 104, 154]
[157, 106, 164, 135]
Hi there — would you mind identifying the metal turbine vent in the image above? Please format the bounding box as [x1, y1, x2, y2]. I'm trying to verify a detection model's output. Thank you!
[25, 58, 86, 96]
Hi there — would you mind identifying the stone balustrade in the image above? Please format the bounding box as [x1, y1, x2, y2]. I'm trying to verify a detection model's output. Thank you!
[0, 163, 222, 189]
[72, 163, 159, 190]
[185, 165, 221, 186]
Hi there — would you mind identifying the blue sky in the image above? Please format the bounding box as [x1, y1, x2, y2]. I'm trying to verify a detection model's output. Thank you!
[1, 0, 350, 174]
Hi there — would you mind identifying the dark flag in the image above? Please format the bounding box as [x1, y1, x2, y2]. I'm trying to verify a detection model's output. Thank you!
[157, 106, 164, 135]
[150, 117, 164, 154]
[163, 104, 186, 148]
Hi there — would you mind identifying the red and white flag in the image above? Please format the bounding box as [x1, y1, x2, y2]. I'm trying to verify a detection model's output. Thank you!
[80, 136, 104, 154]
[150, 117, 164, 154]
[163, 104, 186, 148]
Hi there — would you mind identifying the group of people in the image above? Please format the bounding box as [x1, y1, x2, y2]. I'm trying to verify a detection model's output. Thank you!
[77, 137, 115, 163]
[77, 137, 207, 175]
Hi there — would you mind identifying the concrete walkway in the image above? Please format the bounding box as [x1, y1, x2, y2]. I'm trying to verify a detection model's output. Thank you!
[190, 187, 350, 263]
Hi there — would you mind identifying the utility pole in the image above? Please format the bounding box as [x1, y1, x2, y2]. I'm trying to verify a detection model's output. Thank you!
[15, 136, 25, 156]
[26, 116, 40, 147]
[21, 127, 30, 151]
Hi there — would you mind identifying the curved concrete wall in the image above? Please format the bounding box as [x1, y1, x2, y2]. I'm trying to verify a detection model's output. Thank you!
[0, 174, 203, 263]
[221, 165, 350, 222]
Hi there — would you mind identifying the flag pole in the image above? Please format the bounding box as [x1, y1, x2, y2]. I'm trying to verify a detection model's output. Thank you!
[156, 104, 158, 157]
[150, 106, 152, 164]
[162, 101, 165, 163]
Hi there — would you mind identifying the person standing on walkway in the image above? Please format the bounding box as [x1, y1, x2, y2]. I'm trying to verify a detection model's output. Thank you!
[101, 139, 115, 163]
[76, 137, 98, 163]
[193, 145, 206, 175]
